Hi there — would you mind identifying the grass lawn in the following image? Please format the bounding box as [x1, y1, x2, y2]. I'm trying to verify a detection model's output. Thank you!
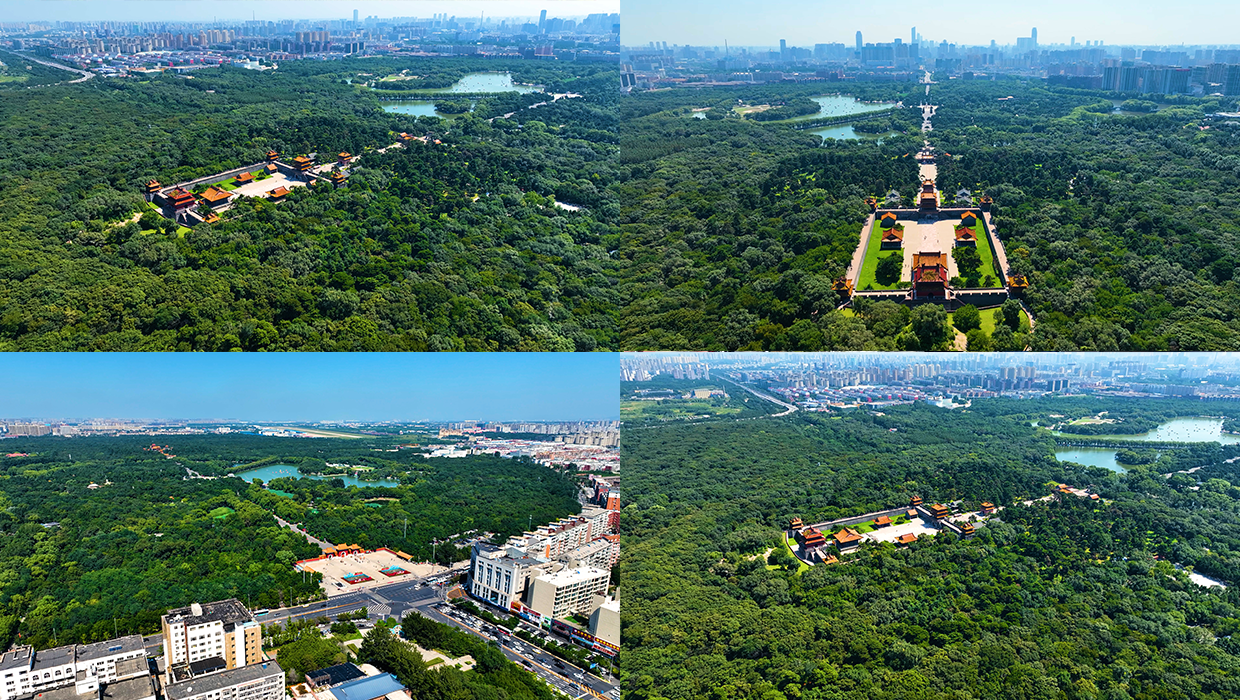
[176, 226, 191, 237]
[853, 522, 875, 533]
[146, 201, 160, 211]
[967, 222, 1003, 282]
[856, 221, 902, 291]
[782, 533, 811, 575]
[948, 306, 1030, 334]
[208, 506, 235, 519]
[218, 180, 238, 191]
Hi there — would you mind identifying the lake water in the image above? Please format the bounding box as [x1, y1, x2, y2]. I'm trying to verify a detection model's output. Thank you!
[1054, 417, 1240, 471]
[1054, 448, 1126, 472]
[383, 101, 449, 117]
[439, 73, 538, 93]
[783, 95, 898, 123]
[810, 126, 895, 142]
[234, 463, 401, 488]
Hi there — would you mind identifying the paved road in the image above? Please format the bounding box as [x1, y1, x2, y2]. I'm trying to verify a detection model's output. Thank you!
[272, 514, 333, 551]
[718, 374, 798, 417]
[13, 52, 93, 85]
[260, 576, 618, 699]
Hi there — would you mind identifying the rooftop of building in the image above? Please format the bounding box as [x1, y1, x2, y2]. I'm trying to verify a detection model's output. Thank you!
[165, 662, 284, 700]
[31, 645, 75, 671]
[77, 635, 145, 663]
[535, 566, 609, 586]
[112, 657, 149, 681]
[307, 664, 365, 689]
[100, 674, 156, 700]
[163, 599, 252, 628]
[0, 646, 34, 672]
[329, 673, 404, 700]
[30, 683, 82, 700]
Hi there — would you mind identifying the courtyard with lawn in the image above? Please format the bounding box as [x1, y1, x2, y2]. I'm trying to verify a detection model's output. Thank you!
[855, 215, 1004, 291]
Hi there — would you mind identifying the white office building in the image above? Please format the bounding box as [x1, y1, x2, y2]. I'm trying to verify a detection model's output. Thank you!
[528, 567, 610, 621]
[0, 635, 147, 700]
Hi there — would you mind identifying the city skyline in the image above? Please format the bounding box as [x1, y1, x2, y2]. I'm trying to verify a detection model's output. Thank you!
[0, 353, 619, 422]
[622, 0, 1240, 48]
[0, 0, 619, 23]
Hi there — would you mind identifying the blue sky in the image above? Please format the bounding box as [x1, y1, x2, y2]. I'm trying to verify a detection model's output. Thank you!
[0, 1, 616, 23]
[0, 354, 618, 422]
[623, 0, 1240, 48]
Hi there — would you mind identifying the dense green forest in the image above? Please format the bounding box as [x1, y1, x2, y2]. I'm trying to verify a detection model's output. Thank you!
[0, 58, 620, 350]
[928, 79, 1240, 350]
[613, 76, 1240, 350]
[0, 435, 578, 651]
[622, 399, 1240, 700]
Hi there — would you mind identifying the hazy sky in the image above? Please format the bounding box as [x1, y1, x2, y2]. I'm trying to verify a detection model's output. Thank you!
[0, 354, 619, 422]
[623, 0, 1240, 48]
[0, 0, 617, 23]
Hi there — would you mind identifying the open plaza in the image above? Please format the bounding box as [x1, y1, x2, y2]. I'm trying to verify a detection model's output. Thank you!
[296, 547, 446, 597]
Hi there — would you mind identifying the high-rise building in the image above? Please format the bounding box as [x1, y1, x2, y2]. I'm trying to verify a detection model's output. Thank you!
[911, 27, 916, 44]
[161, 600, 262, 683]
[1031, 27, 1037, 46]
[588, 596, 619, 648]
[538, 9, 547, 32]
[352, 9, 358, 25]
[528, 567, 611, 620]
[469, 543, 552, 610]
[855, 31, 862, 52]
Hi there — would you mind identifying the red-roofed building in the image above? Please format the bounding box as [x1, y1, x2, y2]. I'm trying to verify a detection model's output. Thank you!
[832, 528, 863, 549]
[874, 516, 893, 528]
[954, 225, 977, 246]
[799, 528, 827, 550]
[912, 252, 950, 299]
[896, 533, 917, 545]
[234, 171, 255, 185]
[881, 227, 905, 249]
[198, 186, 232, 208]
[268, 186, 291, 200]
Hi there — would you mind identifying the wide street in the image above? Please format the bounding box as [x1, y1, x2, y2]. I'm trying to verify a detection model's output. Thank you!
[261, 576, 618, 700]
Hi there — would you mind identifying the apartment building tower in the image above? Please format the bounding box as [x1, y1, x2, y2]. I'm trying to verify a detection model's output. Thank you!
[161, 600, 262, 682]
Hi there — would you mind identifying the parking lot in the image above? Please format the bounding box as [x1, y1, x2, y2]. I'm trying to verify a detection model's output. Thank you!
[299, 550, 446, 596]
